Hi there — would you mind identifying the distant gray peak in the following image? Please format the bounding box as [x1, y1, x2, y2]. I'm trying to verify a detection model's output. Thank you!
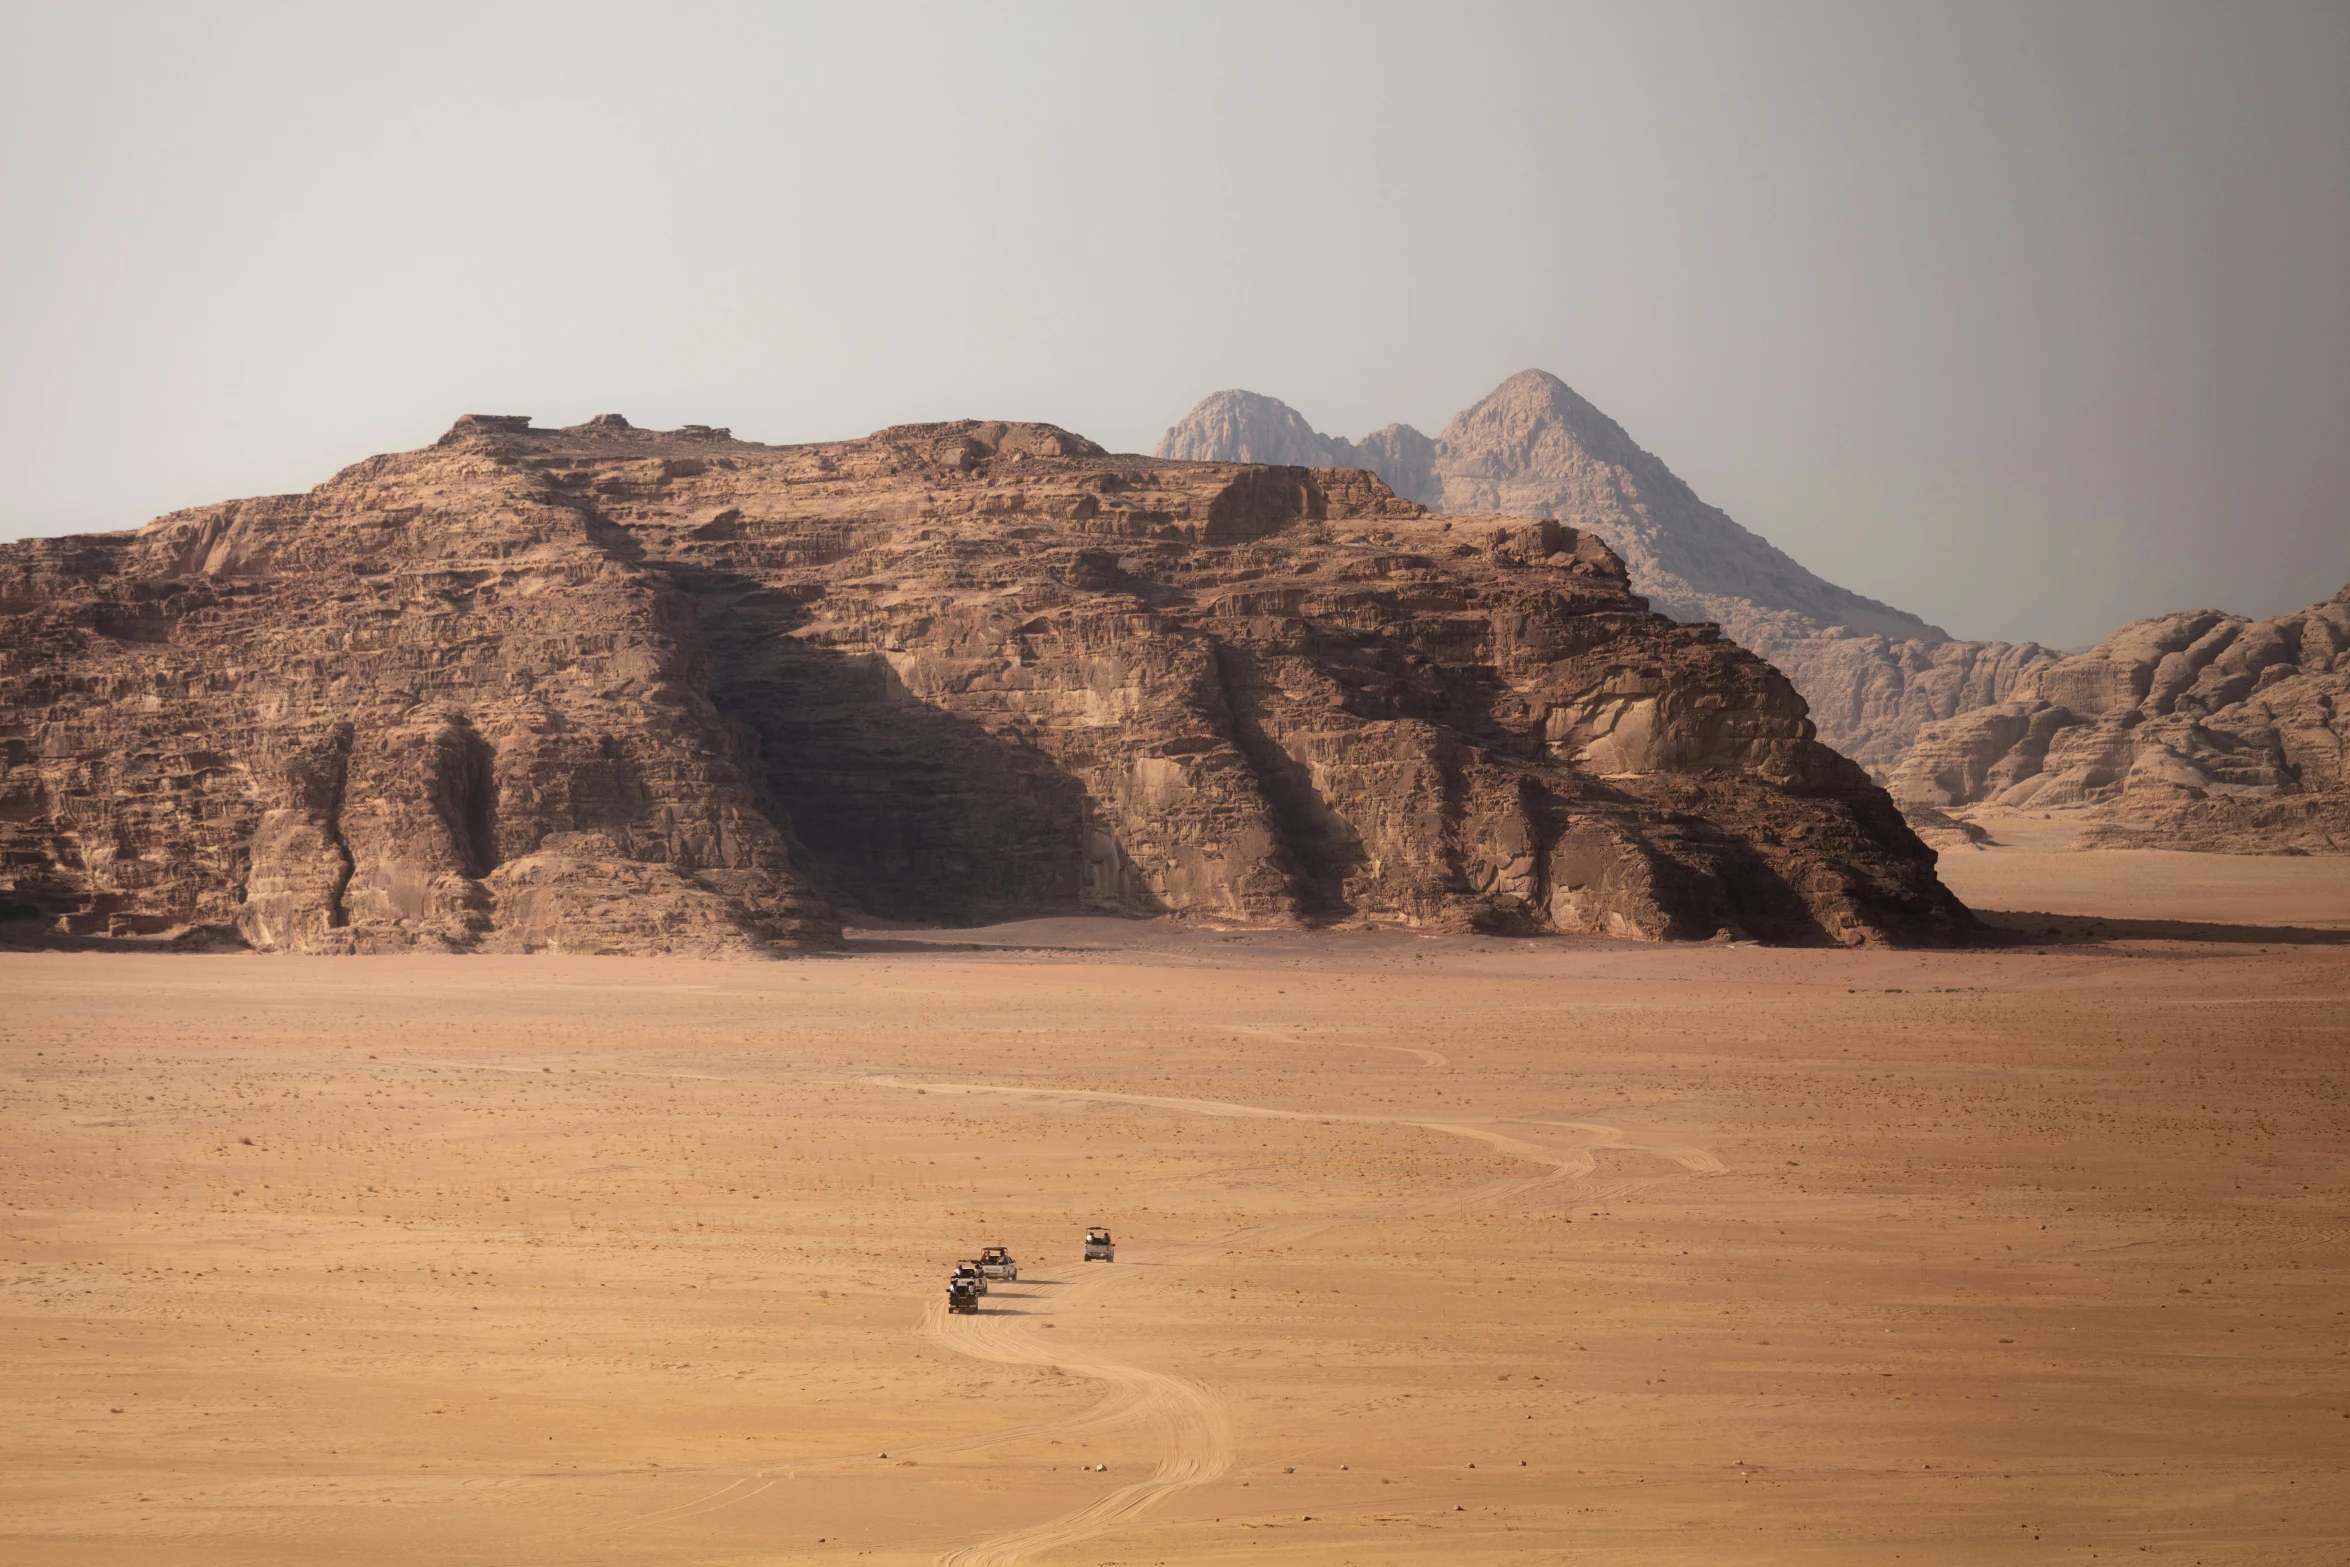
[1159, 368, 1939, 639]
[1153, 389, 1352, 470]
[1156, 369, 2044, 774]
[1441, 368, 1642, 472]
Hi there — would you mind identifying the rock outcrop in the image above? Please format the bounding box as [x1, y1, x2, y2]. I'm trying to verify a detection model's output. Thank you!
[1160, 375, 2056, 775]
[1887, 588, 2350, 852]
[0, 414, 1977, 950]
[0, 419, 837, 954]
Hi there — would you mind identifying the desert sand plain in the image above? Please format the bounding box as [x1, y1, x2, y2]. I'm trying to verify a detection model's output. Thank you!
[3, 839, 2347, 1567]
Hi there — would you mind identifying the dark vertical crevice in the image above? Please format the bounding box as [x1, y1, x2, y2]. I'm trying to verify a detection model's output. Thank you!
[1207, 639, 1363, 920]
[456, 725, 500, 877]
[1433, 736, 1470, 897]
[427, 717, 500, 880]
[321, 724, 355, 928]
[1525, 778, 1561, 925]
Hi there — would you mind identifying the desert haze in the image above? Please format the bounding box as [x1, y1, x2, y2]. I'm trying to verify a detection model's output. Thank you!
[4, 854, 2346, 1564]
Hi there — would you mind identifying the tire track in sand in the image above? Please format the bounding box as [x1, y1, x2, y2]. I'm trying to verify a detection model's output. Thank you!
[871, 1075, 1724, 1565]
[924, 1268, 1232, 1567]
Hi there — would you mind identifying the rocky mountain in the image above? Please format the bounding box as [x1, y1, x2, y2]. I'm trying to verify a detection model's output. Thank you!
[0, 417, 837, 956]
[1159, 374, 2056, 775]
[0, 414, 1974, 952]
[1889, 587, 2350, 852]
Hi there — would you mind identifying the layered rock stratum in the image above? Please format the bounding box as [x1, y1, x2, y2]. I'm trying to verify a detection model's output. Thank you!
[0, 414, 1975, 952]
[1158, 374, 2056, 776]
[1888, 587, 2350, 852]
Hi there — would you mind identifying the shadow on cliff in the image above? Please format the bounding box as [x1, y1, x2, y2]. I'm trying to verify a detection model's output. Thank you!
[671, 565, 1159, 925]
[1545, 779, 1858, 946]
[1209, 642, 1368, 920]
[665, 558, 1969, 945]
[0, 920, 246, 954]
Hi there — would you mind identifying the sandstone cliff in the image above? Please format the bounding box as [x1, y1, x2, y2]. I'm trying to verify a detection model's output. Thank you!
[0, 414, 1975, 950]
[0, 418, 837, 954]
[1887, 587, 2350, 853]
[1159, 375, 2056, 775]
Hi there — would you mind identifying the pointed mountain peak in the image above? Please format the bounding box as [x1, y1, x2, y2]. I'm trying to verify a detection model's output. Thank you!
[1442, 369, 1640, 469]
[1152, 368, 2009, 773]
[1155, 389, 1346, 467]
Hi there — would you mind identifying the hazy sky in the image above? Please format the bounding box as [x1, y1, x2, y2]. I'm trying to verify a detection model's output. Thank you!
[4, 2, 2344, 646]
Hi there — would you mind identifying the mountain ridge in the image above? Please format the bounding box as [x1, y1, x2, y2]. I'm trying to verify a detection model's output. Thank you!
[1158, 374, 2054, 774]
[1890, 584, 2350, 852]
[0, 412, 1976, 951]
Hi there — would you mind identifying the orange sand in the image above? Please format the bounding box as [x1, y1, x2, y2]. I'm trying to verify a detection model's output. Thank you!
[3, 912, 2346, 1563]
[1934, 810, 2350, 930]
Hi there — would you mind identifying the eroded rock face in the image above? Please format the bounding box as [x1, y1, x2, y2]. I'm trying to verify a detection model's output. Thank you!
[0, 414, 1975, 949]
[1887, 589, 2350, 852]
[1159, 375, 2057, 776]
[0, 424, 834, 953]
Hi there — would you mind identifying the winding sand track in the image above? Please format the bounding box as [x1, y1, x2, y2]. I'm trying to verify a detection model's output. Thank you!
[869, 1075, 1724, 1565]
[924, 1269, 1232, 1567]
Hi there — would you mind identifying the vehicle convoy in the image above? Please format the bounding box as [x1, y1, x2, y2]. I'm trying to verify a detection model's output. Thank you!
[978, 1246, 1018, 1282]
[947, 1276, 981, 1315]
[1083, 1227, 1115, 1262]
[952, 1260, 988, 1295]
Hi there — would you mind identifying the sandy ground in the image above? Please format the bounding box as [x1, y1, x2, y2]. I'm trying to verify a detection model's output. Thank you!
[1933, 810, 2350, 931]
[3, 880, 2347, 1563]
